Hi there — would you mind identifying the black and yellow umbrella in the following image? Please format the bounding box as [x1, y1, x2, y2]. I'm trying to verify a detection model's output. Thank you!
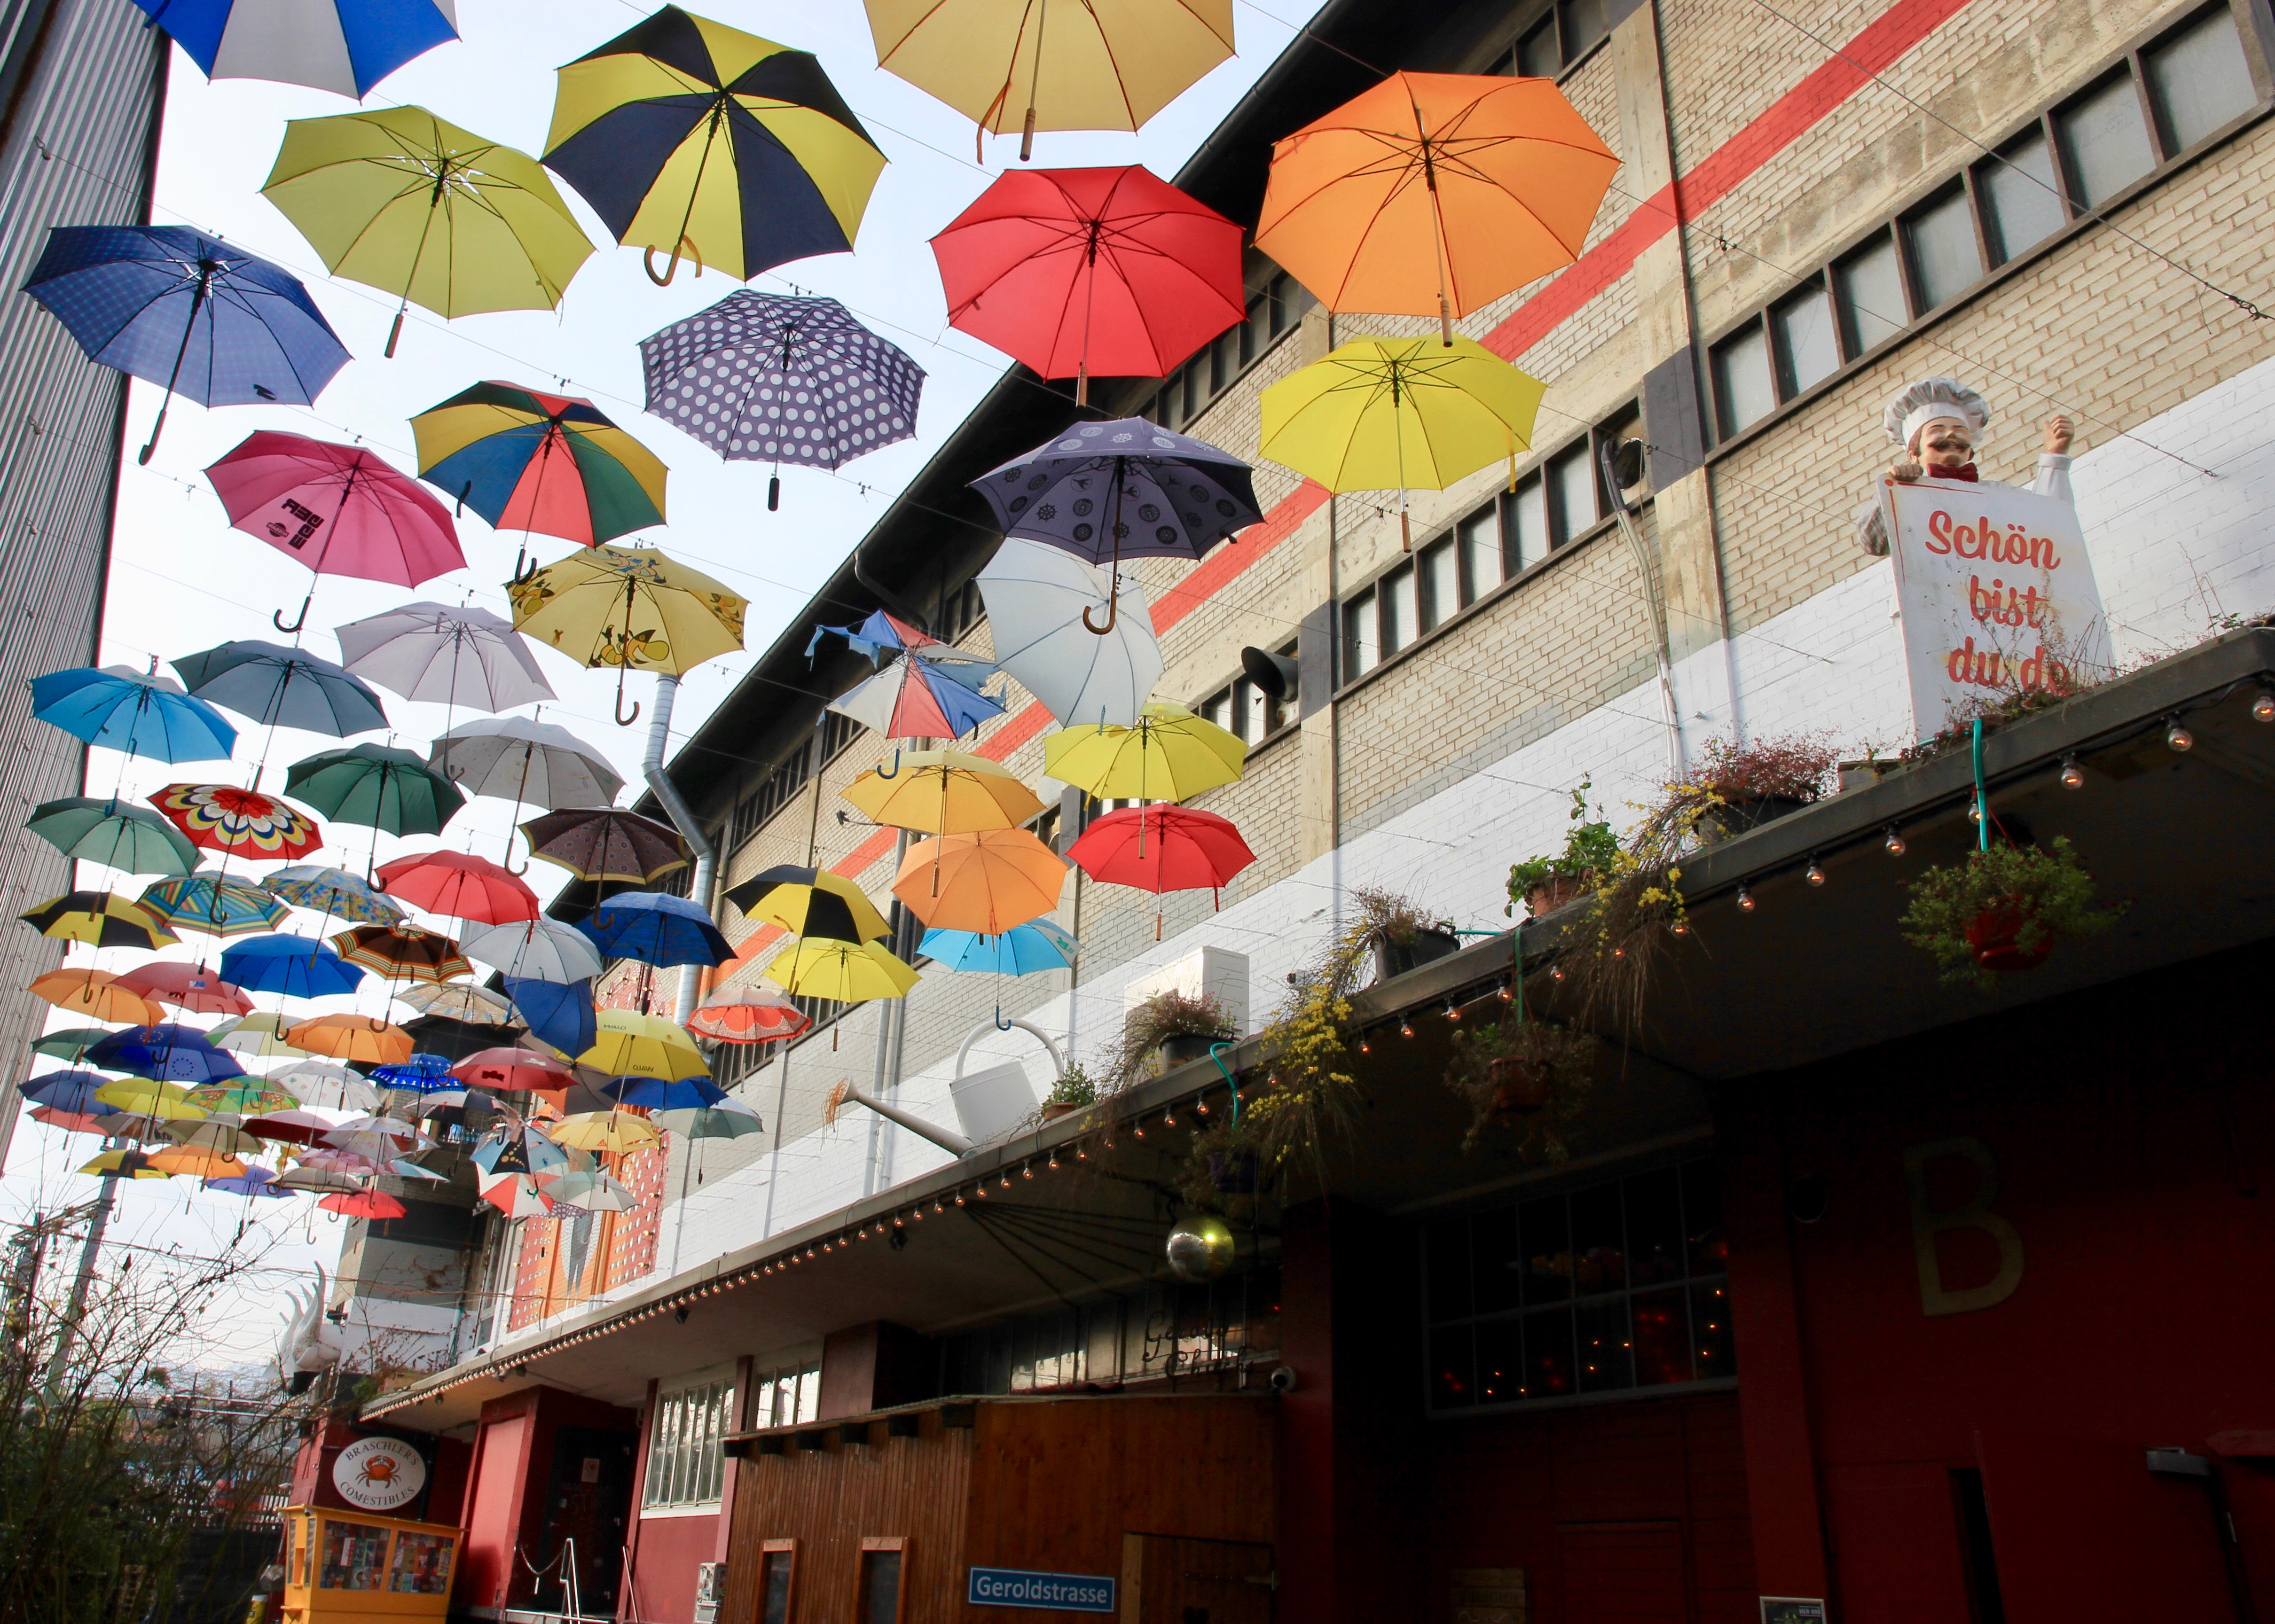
[541, 5, 887, 286]
[18, 891, 180, 951]
[722, 864, 891, 943]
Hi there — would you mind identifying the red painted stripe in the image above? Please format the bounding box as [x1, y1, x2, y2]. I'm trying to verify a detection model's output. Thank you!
[1153, 478, 1330, 632]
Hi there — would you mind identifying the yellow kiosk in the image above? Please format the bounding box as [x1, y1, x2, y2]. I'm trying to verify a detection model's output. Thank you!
[280, 1506, 462, 1622]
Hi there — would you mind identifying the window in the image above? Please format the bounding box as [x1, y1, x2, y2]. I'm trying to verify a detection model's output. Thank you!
[1268, 271, 1314, 338]
[1516, 16, 1558, 76]
[320, 1522, 392, 1591]
[1558, 0, 1607, 59]
[939, 1267, 1281, 1392]
[2058, 72, 2157, 205]
[2147, 6, 2258, 152]
[1510, 477, 1550, 573]
[1770, 281, 1839, 398]
[1710, 324, 1775, 437]
[757, 1543, 796, 1624]
[1501, 0, 1607, 77]
[1342, 589, 1379, 679]
[1419, 536, 1461, 633]
[1902, 187, 1982, 311]
[1424, 1159, 1733, 1413]
[1145, 273, 1312, 429]
[1196, 665, 1293, 745]
[859, 1545, 905, 1624]
[753, 1360, 820, 1428]
[1833, 232, 1906, 356]
[644, 1374, 734, 1508]
[1458, 503, 1505, 598]
[1547, 441, 1599, 541]
[1978, 129, 2067, 263]
[935, 578, 985, 642]
[1380, 563, 1420, 656]
[728, 739, 815, 854]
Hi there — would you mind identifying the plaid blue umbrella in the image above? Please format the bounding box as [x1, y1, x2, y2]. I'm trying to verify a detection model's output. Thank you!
[585, 892, 732, 968]
[22, 226, 351, 465]
[369, 1052, 456, 1093]
[30, 666, 237, 763]
[21, 1071, 122, 1115]
[129, 0, 457, 98]
[599, 1073, 723, 1111]
[86, 1025, 245, 1085]
[505, 975, 596, 1058]
[219, 934, 367, 999]
[969, 416, 1263, 568]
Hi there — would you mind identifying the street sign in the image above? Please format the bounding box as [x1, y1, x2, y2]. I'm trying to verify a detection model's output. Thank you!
[966, 1566, 1117, 1613]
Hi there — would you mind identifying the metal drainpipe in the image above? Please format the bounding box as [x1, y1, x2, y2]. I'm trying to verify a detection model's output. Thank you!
[642, 673, 715, 1022]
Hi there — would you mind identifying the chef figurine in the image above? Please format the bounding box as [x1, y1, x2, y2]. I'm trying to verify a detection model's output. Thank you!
[1856, 376, 2076, 555]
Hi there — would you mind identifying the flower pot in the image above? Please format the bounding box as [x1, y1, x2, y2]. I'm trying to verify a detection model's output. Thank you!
[1154, 1031, 1232, 1073]
[1372, 927, 1461, 983]
[1965, 898, 2053, 974]
[1836, 759, 1895, 795]
[1699, 794, 1811, 843]
[1487, 1054, 1552, 1114]
[1039, 1101, 1079, 1123]
[1208, 1150, 1259, 1194]
[1523, 871, 1596, 918]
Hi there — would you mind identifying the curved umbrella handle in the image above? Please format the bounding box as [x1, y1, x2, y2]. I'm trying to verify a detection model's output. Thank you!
[1081, 593, 1118, 635]
[614, 683, 642, 729]
[455, 481, 471, 518]
[874, 747, 902, 780]
[272, 593, 311, 634]
[642, 236, 704, 287]
[509, 548, 542, 587]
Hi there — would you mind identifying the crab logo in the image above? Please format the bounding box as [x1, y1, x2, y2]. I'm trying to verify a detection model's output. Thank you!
[333, 1437, 426, 1511]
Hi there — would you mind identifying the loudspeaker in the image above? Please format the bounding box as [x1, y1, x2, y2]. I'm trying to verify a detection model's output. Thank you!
[1240, 645, 1300, 702]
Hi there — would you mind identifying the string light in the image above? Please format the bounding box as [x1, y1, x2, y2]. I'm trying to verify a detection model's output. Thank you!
[1737, 885, 1756, 912]
[1550, 964, 1565, 980]
[1021, 1163, 1033, 1179]
[1443, 999, 1462, 1022]
[999, 1172, 1011, 1188]
[1163, 1104, 1177, 1126]
[2167, 715, 2195, 751]
[1077, 1145, 1088, 1159]
[2059, 754, 2085, 789]
[1048, 1152, 1059, 1169]
[1359, 1035, 1372, 1054]
[1498, 981, 1513, 1001]
[2256, 687, 2275, 723]
[1399, 1016, 1414, 1038]
[1133, 1118, 1146, 1137]
[1884, 824, 1906, 855]
[1806, 856, 1826, 887]
[1195, 1097, 1209, 1114]
[1671, 919, 1687, 935]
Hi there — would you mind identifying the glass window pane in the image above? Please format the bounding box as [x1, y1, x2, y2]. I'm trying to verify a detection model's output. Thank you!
[2149, 8, 2258, 151]
[2059, 72, 2157, 205]
[1980, 131, 2066, 264]
[1342, 590, 1378, 678]
[1630, 1288, 1692, 1387]
[1426, 1214, 1470, 1320]
[1834, 234, 1907, 355]
[1523, 1306, 1577, 1398]
[1558, 0, 1606, 58]
[1683, 1158, 1727, 1274]
[1200, 690, 1231, 734]
[1180, 361, 1205, 422]
[1569, 1181, 1627, 1294]
[1270, 273, 1314, 336]
[1550, 444, 1598, 539]
[1511, 478, 1549, 573]
[1475, 1317, 1524, 1405]
[761, 1556, 793, 1624]
[1519, 1193, 1570, 1306]
[1903, 187, 1982, 310]
[1420, 539, 1459, 631]
[1459, 505, 1503, 597]
[1576, 1297, 1634, 1392]
[1518, 16, 1559, 77]
[1237, 679, 1267, 743]
[1244, 294, 1268, 362]
[1771, 283, 1839, 397]
[1381, 565, 1419, 654]
[1430, 1322, 1476, 1408]
[1711, 325, 1775, 438]
[861, 1552, 902, 1624]
[1470, 1205, 1522, 1317]
[1624, 1168, 1686, 1285]
[1691, 1279, 1738, 1379]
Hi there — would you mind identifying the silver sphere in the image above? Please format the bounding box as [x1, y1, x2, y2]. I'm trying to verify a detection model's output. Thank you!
[1165, 1214, 1237, 1281]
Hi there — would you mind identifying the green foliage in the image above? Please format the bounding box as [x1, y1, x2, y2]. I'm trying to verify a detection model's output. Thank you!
[1684, 732, 1837, 802]
[1506, 779, 1621, 914]
[1046, 1063, 1099, 1108]
[1102, 990, 1234, 1093]
[1900, 837, 2118, 989]
[1444, 1018, 1598, 1157]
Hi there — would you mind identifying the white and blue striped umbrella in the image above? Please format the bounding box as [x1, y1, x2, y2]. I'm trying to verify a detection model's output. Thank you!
[131, 0, 458, 99]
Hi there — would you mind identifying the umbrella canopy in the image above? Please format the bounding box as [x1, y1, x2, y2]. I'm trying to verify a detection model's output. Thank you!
[520, 807, 686, 886]
[28, 970, 164, 1026]
[547, 1169, 640, 1212]
[367, 1052, 459, 1093]
[430, 716, 622, 808]
[587, 891, 732, 968]
[410, 382, 667, 550]
[918, 917, 1080, 975]
[261, 865, 407, 927]
[88, 1024, 245, 1085]
[655, 1099, 765, 1139]
[506, 977, 596, 1058]
[508, 546, 746, 723]
[600, 1074, 723, 1111]
[374, 851, 540, 924]
[321, 1188, 408, 1219]
[1067, 802, 1255, 911]
[205, 1012, 309, 1058]
[284, 745, 463, 837]
[807, 609, 994, 678]
[22, 226, 351, 462]
[686, 986, 810, 1045]
[242, 1109, 337, 1146]
[31, 1030, 113, 1062]
[138, 869, 292, 939]
[262, 106, 593, 356]
[893, 828, 1068, 933]
[763, 937, 918, 1003]
[452, 1047, 576, 1095]
[546, 1109, 661, 1154]
[472, 1124, 571, 1176]
[543, 6, 887, 285]
[478, 1171, 556, 1218]
[126, 0, 458, 98]
[114, 962, 253, 1016]
[77, 1150, 172, 1179]
[35, 1107, 138, 1136]
[149, 783, 323, 861]
[218, 935, 366, 1000]
[330, 924, 473, 984]
[161, 1116, 267, 1155]
[271, 1058, 380, 1110]
[284, 1015, 415, 1066]
[25, 797, 200, 877]
[184, 1081, 298, 1115]
[206, 1166, 293, 1198]
[149, 1146, 251, 1179]
[841, 749, 1044, 837]
[721, 865, 889, 942]
[461, 917, 604, 984]
[336, 602, 556, 712]
[276, 1165, 366, 1194]
[1043, 700, 1245, 801]
[29, 666, 236, 764]
[171, 640, 389, 738]
[396, 982, 516, 1024]
[18, 891, 179, 952]
[23, 1072, 121, 1115]
[92, 1077, 207, 1119]
[975, 537, 1162, 727]
[933, 167, 1243, 400]
[1255, 71, 1620, 339]
[579, 1009, 705, 1081]
[826, 650, 1003, 742]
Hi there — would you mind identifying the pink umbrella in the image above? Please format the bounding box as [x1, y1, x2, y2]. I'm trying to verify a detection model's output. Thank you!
[114, 962, 254, 1017]
[204, 431, 465, 634]
[374, 850, 541, 925]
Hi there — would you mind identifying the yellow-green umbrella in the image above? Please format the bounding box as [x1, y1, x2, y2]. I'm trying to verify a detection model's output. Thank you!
[1259, 335, 1547, 549]
[77, 1150, 172, 1179]
[578, 1009, 706, 1081]
[547, 1110, 663, 1154]
[262, 107, 595, 359]
[763, 937, 919, 1003]
[509, 544, 746, 725]
[1043, 700, 1245, 802]
[93, 1078, 208, 1122]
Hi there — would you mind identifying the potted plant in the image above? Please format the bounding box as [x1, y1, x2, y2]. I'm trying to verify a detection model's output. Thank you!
[1038, 1063, 1098, 1123]
[1679, 733, 1837, 840]
[1507, 779, 1621, 918]
[1107, 990, 1235, 1091]
[1444, 1017, 1597, 1155]
[1899, 837, 2119, 989]
[1356, 887, 1462, 982]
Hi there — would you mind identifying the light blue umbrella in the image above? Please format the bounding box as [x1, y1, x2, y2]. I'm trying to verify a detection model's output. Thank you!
[30, 666, 237, 763]
[22, 1071, 122, 1115]
[170, 641, 386, 739]
[261, 865, 406, 927]
[919, 917, 1079, 975]
[219, 934, 366, 1000]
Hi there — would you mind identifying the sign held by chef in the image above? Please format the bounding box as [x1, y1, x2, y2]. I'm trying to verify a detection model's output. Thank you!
[1855, 377, 2109, 740]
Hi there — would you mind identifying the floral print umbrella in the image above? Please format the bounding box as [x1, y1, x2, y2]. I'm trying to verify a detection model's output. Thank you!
[148, 783, 323, 859]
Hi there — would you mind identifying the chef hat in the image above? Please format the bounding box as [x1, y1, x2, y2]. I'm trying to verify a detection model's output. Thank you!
[1883, 377, 1990, 450]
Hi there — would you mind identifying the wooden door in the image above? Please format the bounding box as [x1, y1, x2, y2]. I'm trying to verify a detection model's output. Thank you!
[1120, 1534, 1275, 1624]
[1557, 1522, 1689, 1622]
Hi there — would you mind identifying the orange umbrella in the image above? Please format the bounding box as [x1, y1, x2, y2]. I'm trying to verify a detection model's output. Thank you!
[28, 968, 165, 1026]
[147, 1146, 251, 1179]
[284, 1014, 415, 1066]
[893, 827, 1067, 934]
[1254, 71, 1619, 344]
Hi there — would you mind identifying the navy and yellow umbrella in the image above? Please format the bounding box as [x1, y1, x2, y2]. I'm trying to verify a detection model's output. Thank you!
[411, 382, 667, 565]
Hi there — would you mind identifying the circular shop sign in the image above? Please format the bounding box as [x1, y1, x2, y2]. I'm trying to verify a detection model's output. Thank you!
[333, 1437, 426, 1512]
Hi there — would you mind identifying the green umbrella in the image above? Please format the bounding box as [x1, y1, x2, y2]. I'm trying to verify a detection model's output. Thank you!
[31, 1028, 112, 1062]
[26, 796, 199, 876]
[283, 743, 464, 836]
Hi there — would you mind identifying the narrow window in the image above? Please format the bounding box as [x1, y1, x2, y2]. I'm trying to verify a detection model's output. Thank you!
[1549, 442, 1599, 540]
[1381, 564, 1420, 656]
[2146, 6, 2258, 153]
[1558, 0, 1606, 59]
[1180, 359, 1206, 422]
[1979, 129, 2067, 263]
[1342, 589, 1379, 679]
[1459, 503, 1504, 598]
[758, 1546, 794, 1624]
[1419, 537, 1460, 631]
[858, 1548, 904, 1624]
[1833, 233, 1907, 356]
[1710, 324, 1776, 438]
[1235, 678, 1266, 742]
[2058, 72, 2157, 205]
[1241, 293, 1265, 365]
[1517, 15, 1559, 76]
[1510, 476, 1550, 574]
[1771, 282, 1839, 398]
[1270, 273, 1315, 336]
[1199, 688, 1233, 735]
[1901, 187, 1982, 310]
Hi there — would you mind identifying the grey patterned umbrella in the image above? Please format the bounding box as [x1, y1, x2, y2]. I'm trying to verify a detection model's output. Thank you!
[637, 290, 924, 511]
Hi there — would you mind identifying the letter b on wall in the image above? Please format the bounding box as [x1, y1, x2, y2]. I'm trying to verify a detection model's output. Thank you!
[1904, 1137, 2024, 1315]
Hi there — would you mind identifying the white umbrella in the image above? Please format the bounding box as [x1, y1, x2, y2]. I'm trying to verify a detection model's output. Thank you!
[335, 602, 555, 711]
[396, 982, 518, 1024]
[977, 536, 1163, 726]
[546, 1169, 638, 1211]
[460, 917, 606, 984]
[206, 1012, 311, 1058]
[274, 1166, 362, 1194]
[272, 1060, 379, 1111]
[430, 716, 622, 809]
[478, 1169, 555, 1218]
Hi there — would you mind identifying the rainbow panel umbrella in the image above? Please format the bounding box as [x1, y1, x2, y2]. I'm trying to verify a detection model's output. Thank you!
[139, 869, 292, 939]
[826, 649, 1003, 742]
[330, 924, 474, 984]
[410, 383, 667, 564]
[125, 0, 459, 98]
[30, 666, 236, 763]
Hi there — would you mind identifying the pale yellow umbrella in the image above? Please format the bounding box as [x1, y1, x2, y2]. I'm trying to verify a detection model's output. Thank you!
[509, 544, 747, 726]
[547, 1110, 663, 1154]
[578, 1009, 706, 1082]
[841, 748, 1046, 835]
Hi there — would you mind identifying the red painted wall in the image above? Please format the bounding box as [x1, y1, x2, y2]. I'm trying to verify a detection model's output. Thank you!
[622, 1512, 717, 1624]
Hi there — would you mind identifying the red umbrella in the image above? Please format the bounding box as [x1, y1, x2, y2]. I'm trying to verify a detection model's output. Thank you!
[113, 962, 254, 1017]
[452, 1047, 577, 1097]
[931, 166, 1245, 406]
[319, 1187, 408, 1219]
[149, 784, 323, 860]
[1067, 804, 1255, 938]
[242, 1110, 338, 1146]
[374, 850, 540, 924]
[204, 432, 465, 635]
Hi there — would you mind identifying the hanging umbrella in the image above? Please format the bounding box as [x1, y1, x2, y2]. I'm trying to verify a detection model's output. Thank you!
[22, 226, 351, 464]
[918, 917, 1079, 975]
[396, 983, 516, 1023]
[160, 1116, 267, 1156]
[600, 1074, 722, 1111]
[654, 1099, 765, 1139]
[826, 650, 1003, 742]
[88, 1024, 246, 1085]
[546, 1109, 662, 1154]
[330, 924, 473, 984]
[285, 1015, 413, 1067]
[893, 828, 1067, 933]
[31, 1030, 113, 1062]
[218, 936, 366, 1001]
[519, 808, 686, 887]
[478, 1171, 555, 1218]
[507, 544, 746, 726]
[30, 665, 236, 763]
[1255, 72, 1620, 344]
[579, 1009, 705, 1081]
[271, 1058, 380, 1110]
[721, 865, 889, 942]
[637, 290, 922, 509]
[170, 641, 389, 740]
[547, 1169, 640, 1212]
[25, 797, 200, 877]
[390, 1156, 455, 1182]
[207, 1013, 310, 1059]
[1043, 700, 1245, 803]
[126, 0, 458, 98]
[460, 917, 604, 984]
[933, 167, 1243, 403]
[453, 1047, 576, 1096]
[472, 1124, 571, 1176]
[507, 977, 596, 1059]
[92, 1078, 208, 1119]
[1258, 336, 1547, 549]
[321, 1188, 409, 1219]
[184, 1081, 298, 1115]
[206, 1166, 293, 1198]
[262, 106, 593, 358]
[149, 784, 324, 861]
[113, 963, 254, 1017]
[542, 6, 887, 287]
[284, 745, 464, 838]
[1067, 803, 1255, 937]
[975, 538, 1161, 727]
[374, 851, 540, 924]
[686, 986, 810, 1045]
[240, 1109, 337, 1146]
[149, 1146, 251, 1179]
[336, 602, 556, 713]
[429, 717, 622, 837]
[368, 1052, 459, 1093]
[35, 1107, 133, 1136]
[807, 609, 994, 684]
[77, 1150, 172, 1180]
[260, 866, 407, 928]
[23, 1072, 122, 1115]
[138, 869, 292, 939]
[763, 937, 918, 1003]
[841, 749, 1044, 837]
[28, 970, 165, 1026]
[276, 1165, 365, 1194]
[17, 892, 179, 952]
[585, 893, 732, 968]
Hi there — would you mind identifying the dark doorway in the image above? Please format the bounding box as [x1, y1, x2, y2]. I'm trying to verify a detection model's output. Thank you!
[532, 1423, 636, 1616]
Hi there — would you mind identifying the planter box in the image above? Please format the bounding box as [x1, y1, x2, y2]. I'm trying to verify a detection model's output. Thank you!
[1154, 1031, 1233, 1074]
[1039, 1101, 1081, 1123]
[1699, 794, 1812, 843]
[1836, 758, 1898, 794]
[1372, 927, 1462, 983]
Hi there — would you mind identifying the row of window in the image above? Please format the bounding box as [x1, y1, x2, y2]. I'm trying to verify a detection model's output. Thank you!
[723, 708, 865, 857]
[1196, 641, 1298, 744]
[937, 1265, 1281, 1395]
[1495, 0, 1608, 79]
[1140, 271, 1315, 431]
[1711, 1, 2260, 440]
[643, 1374, 734, 1508]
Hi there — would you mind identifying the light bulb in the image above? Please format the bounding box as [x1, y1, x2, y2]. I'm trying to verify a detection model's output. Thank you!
[2256, 691, 2275, 724]
[1550, 965, 1565, 981]
[934, 1199, 944, 1213]
[1399, 1017, 1414, 1038]
[2168, 718, 2194, 751]
[954, 1193, 965, 1206]
[1359, 1037, 1372, 1054]
[2059, 755, 2084, 789]
[1021, 1164, 1033, 1179]
[1806, 858, 1826, 887]
[1134, 1121, 1146, 1137]
[1048, 1154, 1059, 1169]
[1737, 885, 1756, 912]
[1884, 825, 1906, 856]
[1196, 1099, 1210, 1114]
[1967, 802, 1982, 822]
[999, 1172, 1011, 1187]
[1077, 1146, 1088, 1159]
[1671, 919, 1687, 935]
[1444, 1001, 1461, 1022]
[1163, 1107, 1177, 1125]
[1499, 982, 1514, 1001]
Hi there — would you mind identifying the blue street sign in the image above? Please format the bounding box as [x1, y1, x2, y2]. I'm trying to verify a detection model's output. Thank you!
[966, 1566, 1118, 1613]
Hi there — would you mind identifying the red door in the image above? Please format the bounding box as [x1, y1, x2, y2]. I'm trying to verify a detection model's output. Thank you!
[1559, 1522, 1689, 1622]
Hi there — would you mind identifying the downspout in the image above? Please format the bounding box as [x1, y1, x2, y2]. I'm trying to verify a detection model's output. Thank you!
[642, 674, 715, 1022]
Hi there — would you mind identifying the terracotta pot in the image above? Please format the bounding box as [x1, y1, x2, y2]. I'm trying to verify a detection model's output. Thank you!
[1039, 1101, 1079, 1123]
[1372, 927, 1462, 983]
[1523, 871, 1596, 918]
[1700, 793, 1811, 843]
[1488, 1054, 1552, 1114]
[1965, 898, 2053, 973]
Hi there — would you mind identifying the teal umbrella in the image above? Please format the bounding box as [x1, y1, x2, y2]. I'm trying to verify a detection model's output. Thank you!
[25, 796, 199, 876]
[138, 869, 291, 939]
[30, 1028, 112, 1062]
[284, 743, 464, 836]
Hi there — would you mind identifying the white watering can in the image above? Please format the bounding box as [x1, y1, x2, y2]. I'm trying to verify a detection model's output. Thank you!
[832, 1016, 1065, 1156]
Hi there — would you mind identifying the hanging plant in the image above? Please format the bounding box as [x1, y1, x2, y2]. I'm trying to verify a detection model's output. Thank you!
[1102, 990, 1235, 1093]
[1506, 778, 1621, 918]
[1899, 836, 2119, 989]
[1551, 794, 1708, 1035]
[1673, 732, 1838, 840]
[1444, 1015, 1597, 1156]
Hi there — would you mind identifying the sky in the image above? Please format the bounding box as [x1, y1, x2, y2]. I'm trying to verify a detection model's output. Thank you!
[0, 0, 1316, 1365]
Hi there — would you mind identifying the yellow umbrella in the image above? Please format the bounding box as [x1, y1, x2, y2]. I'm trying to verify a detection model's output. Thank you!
[579, 1009, 706, 1081]
[285, 1015, 416, 1067]
[841, 748, 1045, 835]
[18, 890, 180, 951]
[262, 106, 595, 359]
[866, 0, 1234, 160]
[93, 1079, 208, 1122]
[1043, 701, 1245, 803]
[764, 938, 919, 1003]
[1258, 336, 1547, 549]
[28, 968, 164, 1026]
[509, 544, 747, 726]
[77, 1150, 172, 1179]
[892, 828, 1067, 933]
[721, 866, 891, 943]
[547, 1110, 663, 1154]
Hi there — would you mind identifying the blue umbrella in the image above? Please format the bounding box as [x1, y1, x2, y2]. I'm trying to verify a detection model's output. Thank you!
[86, 1025, 245, 1085]
[599, 1074, 724, 1111]
[505, 975, 596, 1058]
[22, 1071, 122, 1115]
[919, 919, 1080, 976]
[585, 893, 731, 968]
[22, 226, 351, 465]
[219, 934, 366, 1000]
[204, 1166, 292, 1198]
[261, 864, 407, 927]
[30, 666, 237, 763]
[369, 1053, 456, 1094]
[128, 0, 457, 99]
[472, 1124, 568, 1176]
[171, 641, 387, 738]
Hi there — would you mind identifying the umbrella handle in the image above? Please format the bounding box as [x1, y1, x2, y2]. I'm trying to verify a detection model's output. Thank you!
[509, 548, 541, 587]
[272, 596, 310, 635]
[642, 237, 703, 287]
[614, 671, 642, 728]
[1081, 595, 1119, 635]
[875, 747, 902, 780]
